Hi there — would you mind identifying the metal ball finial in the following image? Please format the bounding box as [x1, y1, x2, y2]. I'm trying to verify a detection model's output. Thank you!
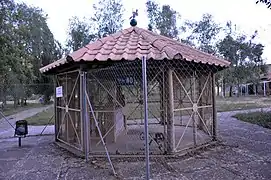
[130, 9, 138, 27]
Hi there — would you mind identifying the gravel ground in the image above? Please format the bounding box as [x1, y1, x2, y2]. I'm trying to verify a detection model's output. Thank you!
[0, 111, 271, 180]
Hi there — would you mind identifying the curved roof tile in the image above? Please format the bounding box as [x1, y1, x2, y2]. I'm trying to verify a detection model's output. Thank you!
[40, 26, 230, 73]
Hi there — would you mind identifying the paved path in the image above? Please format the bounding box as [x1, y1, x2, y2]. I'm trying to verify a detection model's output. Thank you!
[0, 105, 53, 138]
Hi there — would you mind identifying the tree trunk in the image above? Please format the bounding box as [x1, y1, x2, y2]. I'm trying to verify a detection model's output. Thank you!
[229, 86, 232, 97]
[222, 80, 226, 97]
[44, 94, 50, 104]
[237, 84, 240, 97]
[216, 84, 220, 96]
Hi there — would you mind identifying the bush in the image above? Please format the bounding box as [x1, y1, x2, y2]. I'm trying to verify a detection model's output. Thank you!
[233, 111, 271, 129]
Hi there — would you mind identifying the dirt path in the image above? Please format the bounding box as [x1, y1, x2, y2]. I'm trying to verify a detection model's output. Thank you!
[0, 105, 53, 138]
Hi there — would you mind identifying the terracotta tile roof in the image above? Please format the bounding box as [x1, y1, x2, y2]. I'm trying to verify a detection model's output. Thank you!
[40, 26, 230, 73]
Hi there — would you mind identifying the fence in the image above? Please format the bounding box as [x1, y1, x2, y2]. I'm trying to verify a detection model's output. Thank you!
[1, 58, 271, 179]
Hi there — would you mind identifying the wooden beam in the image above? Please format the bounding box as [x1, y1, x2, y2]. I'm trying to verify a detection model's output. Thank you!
[166, 69, 175, 153]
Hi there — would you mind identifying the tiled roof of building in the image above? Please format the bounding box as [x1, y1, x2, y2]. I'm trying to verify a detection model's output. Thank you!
[40, 26, 230, 73]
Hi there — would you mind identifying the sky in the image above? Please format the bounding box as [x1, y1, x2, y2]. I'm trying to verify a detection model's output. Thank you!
[22, 0, 271, 63]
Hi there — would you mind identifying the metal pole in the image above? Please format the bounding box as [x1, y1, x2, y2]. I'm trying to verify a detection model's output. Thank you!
[53, 76, 58, 141]
[85, 91, 117, 176]
[18, 137, 21, 147]
[142, 56, 150, 180]
[0, 110, 15, 129]
[80, 70, 89, 162]
[211, 73, 217, 140]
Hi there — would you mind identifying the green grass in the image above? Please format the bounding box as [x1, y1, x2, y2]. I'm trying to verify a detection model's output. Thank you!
[25, 107, 54, 126]
[216, 96, 269, 112]
[22, 96, 271, 125]
[233, 111, 271, 129]
[216, 103, 266, 112]
[1, 103, 45, 116]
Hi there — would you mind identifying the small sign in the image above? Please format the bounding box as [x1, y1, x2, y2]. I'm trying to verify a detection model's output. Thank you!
[56, 86, 63, 98]
[117, 77, 134, 85]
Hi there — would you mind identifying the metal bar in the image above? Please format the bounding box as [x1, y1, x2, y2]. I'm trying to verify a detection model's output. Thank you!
[56, 106, 81, 112]
[67, 74, 80, 106]
[80, 71, 89, 161]
[56, 69, 80, 76]
[196, 111, 212, 136]
[57, 138, 83, 151]
[67, 112, 83, 147]
[88, 110, 116, 113]
[56, 112, 67, 139]
[40, 114, 54, 135]
[124, 69, 162, 112]
[86, 90, 117, 176]
[18, 137, 21, 147]
[89, 73, 124, 108]
[211, 73, 217, 140]
[96, 121, 116, 146]
[142, 56, 150, 180]
[0, 111, 15, 129]
[173, 71, 194, 105]
[196, 73, 210, 104]
[54, 76, 58, 141]
[175, 113, 193, 150]
[174, 105, 212, 112]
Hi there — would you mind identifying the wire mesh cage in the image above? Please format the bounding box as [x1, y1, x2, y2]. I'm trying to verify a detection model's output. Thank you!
[77, 59, 219, 156]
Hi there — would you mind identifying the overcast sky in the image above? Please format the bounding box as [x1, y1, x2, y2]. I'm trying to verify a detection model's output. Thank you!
[22, 0, 271, 63]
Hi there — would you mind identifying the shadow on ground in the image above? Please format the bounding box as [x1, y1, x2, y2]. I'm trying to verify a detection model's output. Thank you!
[0, 114, 271, 180]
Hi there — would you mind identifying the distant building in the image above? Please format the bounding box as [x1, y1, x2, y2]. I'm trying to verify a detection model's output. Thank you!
[217, 64, 271, 97]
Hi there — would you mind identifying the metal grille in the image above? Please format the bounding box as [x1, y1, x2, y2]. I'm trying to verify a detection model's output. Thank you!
[82, 59, 217, 156]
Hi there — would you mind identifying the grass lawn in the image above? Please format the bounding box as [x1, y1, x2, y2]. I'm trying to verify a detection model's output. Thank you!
[22, 96, 271, 125]
[216, 96, 269, 112]
[1, 103, 45, 117]
[25, 107, 54, 126]
[233, 111, 271, 129]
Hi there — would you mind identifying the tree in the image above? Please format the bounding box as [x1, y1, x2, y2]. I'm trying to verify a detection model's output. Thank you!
[185, 14, 221, 54]
[92, 0, 124, 38]
[0, 0, 62, 106]
[217, 22, 266, 97]
[66, 16, 96, 51]
[146, 0, 181, 39]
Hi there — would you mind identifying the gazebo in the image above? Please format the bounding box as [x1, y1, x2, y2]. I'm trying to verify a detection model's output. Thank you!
[40, 26, 230, 157]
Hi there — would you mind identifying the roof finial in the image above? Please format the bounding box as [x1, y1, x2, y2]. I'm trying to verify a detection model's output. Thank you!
[130, 9, 138, 27]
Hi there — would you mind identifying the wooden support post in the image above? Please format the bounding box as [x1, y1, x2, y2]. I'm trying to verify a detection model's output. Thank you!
[192, 72, 197, 146]
[160, 69, 166, 125]
[166, 69, 175, 153]
[211, 72, 217, 140]
[80, 70, 90, 160]
[198, 75, 204, 131]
